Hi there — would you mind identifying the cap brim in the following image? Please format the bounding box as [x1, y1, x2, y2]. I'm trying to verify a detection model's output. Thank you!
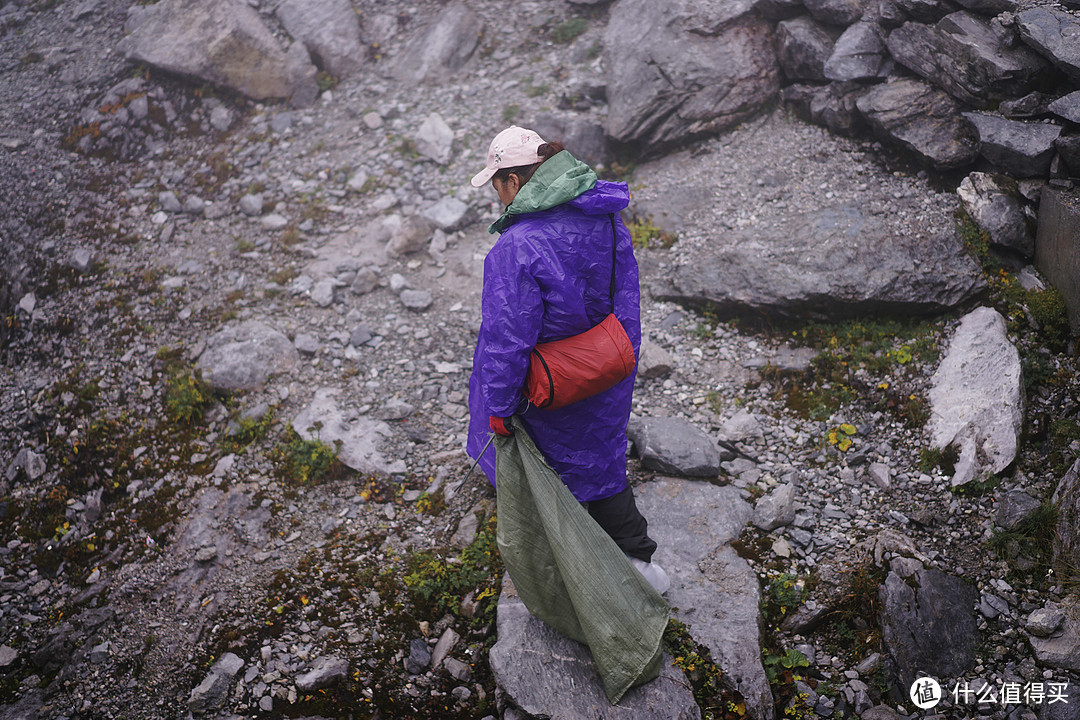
[470, 166, 497, 188]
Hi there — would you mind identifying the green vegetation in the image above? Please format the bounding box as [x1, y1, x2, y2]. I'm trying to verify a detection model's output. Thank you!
[627, 216, 677, 250]
[663, 618, 742, 719]
[273, 430, 342, 486]
[550, 17, 588, 43]
[918, 444, 958, 476]
[403, 514, 501, 618]
[825, 423, 857, 453]
[989, 501, 1058, 568]
[768, 318, 942, 424]
[315, 71, 338, 93]
[501, 103, 520, 124]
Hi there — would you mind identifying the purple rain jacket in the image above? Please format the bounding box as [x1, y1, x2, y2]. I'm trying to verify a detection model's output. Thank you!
[466, 151, 641, 503]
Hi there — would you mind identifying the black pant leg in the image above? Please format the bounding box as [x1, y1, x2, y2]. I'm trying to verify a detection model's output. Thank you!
[584, 485, 657, 563]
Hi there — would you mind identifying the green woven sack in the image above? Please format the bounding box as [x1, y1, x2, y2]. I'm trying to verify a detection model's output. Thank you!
[494, 418, 669, 703]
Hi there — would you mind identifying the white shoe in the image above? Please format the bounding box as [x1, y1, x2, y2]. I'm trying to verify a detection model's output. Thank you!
[628, 556, 671, 595]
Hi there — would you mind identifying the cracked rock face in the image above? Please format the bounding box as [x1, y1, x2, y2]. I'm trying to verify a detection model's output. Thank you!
[604, 0, 779, 153]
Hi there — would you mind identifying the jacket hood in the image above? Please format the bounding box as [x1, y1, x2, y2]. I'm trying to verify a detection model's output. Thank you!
[489, 150, 598, 234]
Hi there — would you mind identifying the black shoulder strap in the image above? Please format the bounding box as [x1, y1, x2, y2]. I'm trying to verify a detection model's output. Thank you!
[609, 213, 617, 314]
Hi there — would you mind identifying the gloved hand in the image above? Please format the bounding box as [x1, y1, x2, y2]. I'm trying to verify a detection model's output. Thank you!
[490, 416, 512, 437]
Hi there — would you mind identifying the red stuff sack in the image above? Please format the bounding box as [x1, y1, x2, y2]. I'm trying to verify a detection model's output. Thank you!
[524, 313, 636, 410]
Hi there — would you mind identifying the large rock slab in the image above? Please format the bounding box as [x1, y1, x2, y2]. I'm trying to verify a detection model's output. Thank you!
[879, 567, 979, 694]
[118, 0, 317, 106]
[627, 416, 726, 478]
[653, 203, 984, 322]
[824, 21, 890, 82]
[291, 388, 406, 475]
[635, 480, 772, 720]
[1017, 7, 1080, 84]
[276, 0, 364, 78]
[956, 172, 1034, 258]
[886, 13, 1049, 108]
[197, 321, 298, 391]
[1028, 601, 1080, 672]
[803, 0, 869, 26]
[856, 78, 979, 169]
[777, 15, 838, 83]
[963, 112, 1063, 177]
[391, 1, 482, 85]
[1034, 188, 1080, 333]
[1052, 459, 1080, 572]
[928, 307, 1023, 487]
[604, 0, 778, 153]
[490, 577, 700, 720]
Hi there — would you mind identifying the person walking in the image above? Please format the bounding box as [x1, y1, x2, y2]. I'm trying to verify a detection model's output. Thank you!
[465, 126, 668, 593]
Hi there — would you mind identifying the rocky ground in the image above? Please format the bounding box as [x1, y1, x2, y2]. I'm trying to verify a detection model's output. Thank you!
[1, 0, 1079, 719]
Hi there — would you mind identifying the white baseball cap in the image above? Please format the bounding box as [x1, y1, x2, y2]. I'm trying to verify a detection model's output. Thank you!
[470, 126, 546, 187]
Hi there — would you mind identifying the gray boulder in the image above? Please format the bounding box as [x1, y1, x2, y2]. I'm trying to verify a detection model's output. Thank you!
[627, 416, 725, 478]
[1048, 91, 1080, 125]
[604, 0, 778, 153]
[652, 202, 984, 322]
[994, 488, 1042, 531]
[927, 307, 1023, 487]
[752, 482, 797, 531]
[1026, 607, 1066, 637]
[296, 655, 348, 691]
[188, 652, 244, 714]
[804, 0, 869, 26]
[963, 112, 1062, 177]
[197, 321, 298, 391]
[118, 0, 317, 106]
[879, 568, 979, 694]
[1029, 607, 1080, 672]
[956, 172, 1034, 258]
[415, 112, 454, 165]
[391, 1, 483, 85]
[891, 0, 956, 23]
[1017, 7, 1080, 84]
[782, 82, 867, 135]
[276, 0, 364, 78]
[1053, 459, 1080, 572]
[1000, 91, 1058, 119]
[489, 578, 699, 720]
[421, 197, 470, 232]
[857, 78, 978, 169]
[635, 480, 771, 720]
[886, 13, 1048, 108]
[386, 216, 434, 258]
[777, 16, 838, 83]
[291, 388, 407, 476]
[824, 20, 890, 82]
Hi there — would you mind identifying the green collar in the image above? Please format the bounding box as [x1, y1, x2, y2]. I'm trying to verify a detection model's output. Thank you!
[489, 151, 597, 234]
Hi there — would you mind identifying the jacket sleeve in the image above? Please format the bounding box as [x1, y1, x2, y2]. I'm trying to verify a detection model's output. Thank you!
[476, 236, 543, 417]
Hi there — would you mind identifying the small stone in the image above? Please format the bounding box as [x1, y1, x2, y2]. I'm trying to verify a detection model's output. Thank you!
[90, 642, 111, 664]
[183, 196, 205, 215]
[350, 325, 374, 347]
[347, 170, 370, 192]
[294, 333, 320, 355]
[68, 248, 94, 273]
[406, 638, 431, 675]
[868, 462, 891, 490]
[239, 194, 264, 216]
[159, 190, 182, 213]
[0, 645, 18, 668]
[362, 111, 383, 129]
[210, 105, 233, 132]
[400, 289, 434, 312]
[444, 657, 472, 681]
[296, 655, 348, 691]
[311, 278, 337, 307]
[1025, 607, 1066, 637]
[351, 267, 379, 295]
[261, 214, 289, 230]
